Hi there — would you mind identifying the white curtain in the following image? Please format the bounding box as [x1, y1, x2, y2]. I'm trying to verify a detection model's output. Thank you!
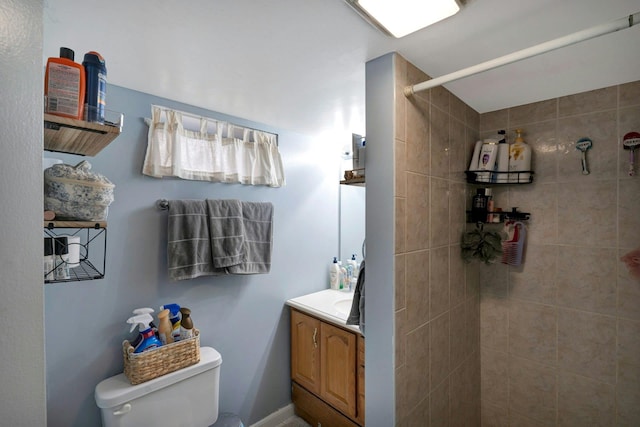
[142, 106, 285, 187]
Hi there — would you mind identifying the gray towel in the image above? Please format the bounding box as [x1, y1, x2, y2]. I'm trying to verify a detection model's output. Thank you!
[346, 259, 365, 335]
[167, 200, 223, 280]
[226, 201, 274, 274]
[206, 199, 245, 268]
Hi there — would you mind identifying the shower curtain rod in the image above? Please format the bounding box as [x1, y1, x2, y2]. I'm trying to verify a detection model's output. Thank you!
[404, 12, 639, 97]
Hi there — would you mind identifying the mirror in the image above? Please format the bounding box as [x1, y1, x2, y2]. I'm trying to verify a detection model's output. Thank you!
[339, 133, 366, 264]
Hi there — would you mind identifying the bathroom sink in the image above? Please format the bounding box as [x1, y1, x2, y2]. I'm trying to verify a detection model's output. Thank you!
[333, 298, 353, 315]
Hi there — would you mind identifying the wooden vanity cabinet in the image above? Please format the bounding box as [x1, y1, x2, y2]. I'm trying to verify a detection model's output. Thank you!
[290, 309, 364, 427]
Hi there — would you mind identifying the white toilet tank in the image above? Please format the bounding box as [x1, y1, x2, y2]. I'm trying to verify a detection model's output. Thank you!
[95, 346, 222, 427]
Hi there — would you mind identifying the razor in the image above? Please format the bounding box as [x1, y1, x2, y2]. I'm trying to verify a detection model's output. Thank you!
[576, 137, 593, 175]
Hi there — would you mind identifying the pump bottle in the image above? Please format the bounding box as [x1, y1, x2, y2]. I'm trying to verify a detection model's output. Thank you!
[179, 307, 194, 340]
[126, 313, 162, 353]
[160, 303, 182, 342]
[329, 257, 340, 290]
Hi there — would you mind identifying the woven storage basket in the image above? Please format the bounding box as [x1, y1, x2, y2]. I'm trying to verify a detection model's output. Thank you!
[123, 329, 200, 385]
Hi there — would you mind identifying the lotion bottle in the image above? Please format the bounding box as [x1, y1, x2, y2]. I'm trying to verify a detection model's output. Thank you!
[509, 129, 532, 183]
[157, 309, 174, 345]
[468, 140, 483, 171]
[44, 47, 85, 120]
[179, 307, 194, 340]
[477, 142, 498, 182]
[329, 257, 340, 290]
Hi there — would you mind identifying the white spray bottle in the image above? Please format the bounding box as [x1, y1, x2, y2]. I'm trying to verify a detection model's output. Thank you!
[129, 307, 155, 348]
[126, 313, 162, 353]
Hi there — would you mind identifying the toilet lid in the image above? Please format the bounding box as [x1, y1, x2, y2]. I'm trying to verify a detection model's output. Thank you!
[95, 346, 222, 408]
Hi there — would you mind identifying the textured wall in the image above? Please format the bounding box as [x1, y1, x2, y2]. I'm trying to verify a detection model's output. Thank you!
[479, 81, 640, 426]
[0, 0, 47, 425]
[393, 54, 482, 426]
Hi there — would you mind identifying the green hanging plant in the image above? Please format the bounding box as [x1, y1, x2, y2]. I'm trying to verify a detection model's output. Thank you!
[461, 225, 506, 264]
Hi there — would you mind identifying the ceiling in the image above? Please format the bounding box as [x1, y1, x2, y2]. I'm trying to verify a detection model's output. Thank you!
[44, 0, 640, 137]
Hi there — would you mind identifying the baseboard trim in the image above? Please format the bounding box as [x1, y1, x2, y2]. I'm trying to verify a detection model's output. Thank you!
[249, 403, 296, 427]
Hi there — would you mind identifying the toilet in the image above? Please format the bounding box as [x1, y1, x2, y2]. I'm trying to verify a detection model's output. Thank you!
[95, 346, 238, 427]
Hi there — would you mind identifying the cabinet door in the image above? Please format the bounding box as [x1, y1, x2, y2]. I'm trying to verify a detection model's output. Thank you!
[291, 310, 321, 395]
[320, 322, 357, 418]
[356, 334, 365, 425]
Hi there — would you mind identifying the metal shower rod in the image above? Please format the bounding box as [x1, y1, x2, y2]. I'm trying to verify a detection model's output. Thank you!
[404, 12, 640, 96]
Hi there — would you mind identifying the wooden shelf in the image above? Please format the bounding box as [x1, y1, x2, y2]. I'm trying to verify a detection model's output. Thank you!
[44, 113, 121, 157]
[44, 220, 107, 229]
[340, 177, 365, 186]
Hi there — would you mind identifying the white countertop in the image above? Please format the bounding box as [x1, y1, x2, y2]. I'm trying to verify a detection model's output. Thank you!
[286, 289, 361, 335]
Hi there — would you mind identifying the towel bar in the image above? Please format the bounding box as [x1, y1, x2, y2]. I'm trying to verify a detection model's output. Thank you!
[157, 199, 169, 210]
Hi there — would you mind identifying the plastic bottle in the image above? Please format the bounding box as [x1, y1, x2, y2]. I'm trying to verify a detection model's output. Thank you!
[82, 51, 107, 123]
[329, 257, 340, 290]
[44, 47, 85, 120]
[471, 188, 488, 223]
[495, 130, 509, 183]
[126, 313, 162, 353]
[476, 142, 498, 182]
[157, 309, 174, 345]
[346, 254, 358, 291]
[130, 308, 155, 348]
[179, 307, 194, 340]
[468, 140, 483, 171]
[339, 265, 348, 291]
[509, 129, 532, 183]
[44, 237, 55, 281]
[160, 303, 182, 342]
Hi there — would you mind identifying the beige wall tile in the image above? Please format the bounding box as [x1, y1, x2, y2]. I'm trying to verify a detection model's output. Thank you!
[510, 99, 558, 126]
[618, 249, 640, 321]
[509, 184, 557, 245]
[430, 246, 450, 319]
[508, 411, 551, 427]
[481, 348, 508, 406]
[395, 139, 407, 197]
[450, 356, 481, 427]
[508, 356, 557, 424]
[509, 300, 557, 365]
[558, 86, 617, 117]
[617, 318, 640, 388]
[405, 323, 431, 412]
[481, 401, 508, 427]
[395, 365, 410, 421]
[557, 180, 617, 247]
[449, 182, 467, 246]
[405, 396, 429, 427]
[395, 56, 408, 143]
[430, 178, 450, 248]
[513, 122, 557, 184]
[450, 94, 467, 124]
[406, 173, 430, 251]
[430, 312, 450, 390]
[556, 246, 617, 315]
[395, 253, 407, 310]
[430, 378, 450, 427]
[509, 244, 557, 305]
[618, 178, 640, 248]
[557, 111, 617, 181]
[557, 372, 615, 426]
[480, 108, 508, 132]
[450, 301, 468, 370]
[405, 249, 430, 330]
[450, 243, 467, 307]
[431, 86, 450, 113]
[395, 308, 407, 369]
[619, 81, 640, 108]
[449, 118, 468, 182]
[431, 107, 450, 178]
[395, 197, 406, 254]
[406, 97, 431, 175]
[558, 309, 616, 384]
[480, 295, 509, 352]
[479, 263, 509, 297]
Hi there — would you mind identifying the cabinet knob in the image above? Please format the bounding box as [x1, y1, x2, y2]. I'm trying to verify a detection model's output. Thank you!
[313, 327, 318, 348]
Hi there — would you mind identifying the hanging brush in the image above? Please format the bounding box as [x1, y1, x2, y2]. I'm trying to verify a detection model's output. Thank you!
[576, 137, 593, 175]
[623, 131, 640, 176]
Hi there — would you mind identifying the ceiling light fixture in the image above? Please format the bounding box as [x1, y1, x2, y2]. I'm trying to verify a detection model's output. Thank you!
[345, 0, 463, 38]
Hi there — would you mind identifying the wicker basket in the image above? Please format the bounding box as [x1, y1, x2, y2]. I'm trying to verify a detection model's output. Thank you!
[123, 329, 200, 385]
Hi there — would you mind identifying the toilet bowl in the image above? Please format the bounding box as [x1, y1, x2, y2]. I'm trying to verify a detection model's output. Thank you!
[95, 346, 222, 427]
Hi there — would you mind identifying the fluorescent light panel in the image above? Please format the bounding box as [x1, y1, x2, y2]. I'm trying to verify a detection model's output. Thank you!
[349, 0, 461, 38]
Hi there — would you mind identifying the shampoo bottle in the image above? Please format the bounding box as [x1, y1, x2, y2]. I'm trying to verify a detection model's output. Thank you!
[179, 307, 194, 340]
[468, 140, 483, 171]
[509, 129, 532, 183]
[477, 142, 498, 182]
[157, 309, 174, 345]
[495, 130, 509, 183]
[126, 313, 162, 353]
[329, 257, 340, 290]
[44, 47, 85, 120]
[471, 188, 488, 223]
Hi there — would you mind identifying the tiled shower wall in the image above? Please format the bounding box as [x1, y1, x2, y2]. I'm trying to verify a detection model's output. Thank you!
[394, 54, 482, 426]
[479, 81, 640, 426]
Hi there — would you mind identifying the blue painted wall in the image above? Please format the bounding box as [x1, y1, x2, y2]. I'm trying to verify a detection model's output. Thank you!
[44, 85, 341, 426]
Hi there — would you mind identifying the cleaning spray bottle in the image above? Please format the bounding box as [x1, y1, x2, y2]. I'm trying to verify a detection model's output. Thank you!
[126, 313, 162, 353]
[129, 308, 156, 348]
[160, 303, 181, 342]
